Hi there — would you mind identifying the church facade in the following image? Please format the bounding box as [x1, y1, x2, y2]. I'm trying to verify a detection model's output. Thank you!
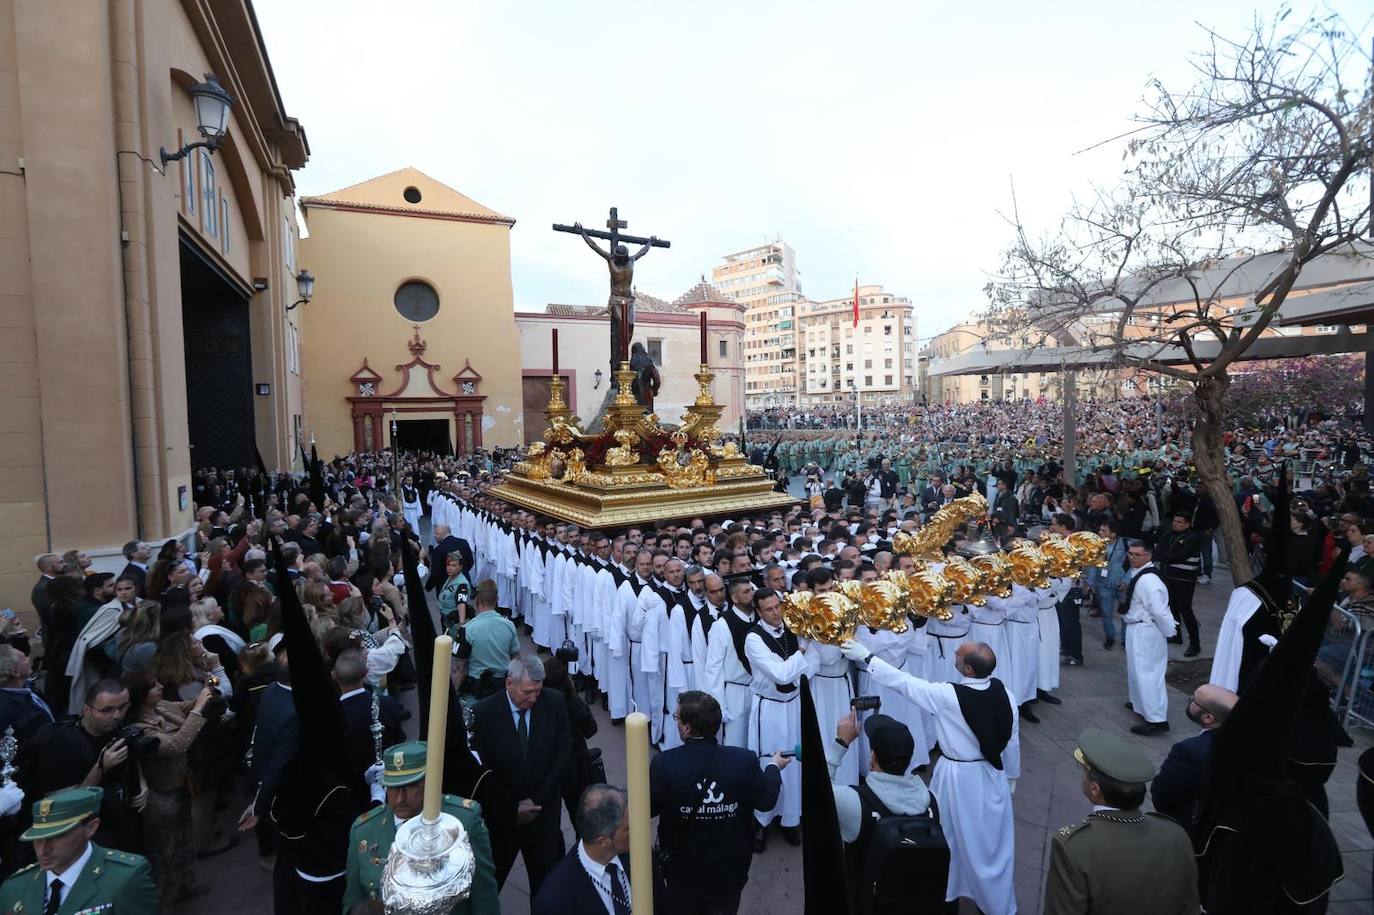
[299, 168, 524, 458]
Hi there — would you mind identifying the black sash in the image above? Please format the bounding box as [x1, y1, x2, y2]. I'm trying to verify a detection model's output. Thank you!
[629, 577, 648, 598]
[680, 594, 706, 640]
[722, 610, 756, 675]
[951, 679, 1013, 770]
[1121, 567, 1162, 614]
[750, 623, 799, 693]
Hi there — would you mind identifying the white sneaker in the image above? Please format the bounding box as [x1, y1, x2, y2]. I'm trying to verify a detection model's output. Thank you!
[1198, 575, 1210, 584]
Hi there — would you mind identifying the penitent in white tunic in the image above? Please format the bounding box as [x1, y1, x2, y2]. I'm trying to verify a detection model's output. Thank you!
[1122, 566, 1176, 724]
[744, 625, 819, 828]
[1208, 586, 1261, 692]
[865, 655, 1020, 915]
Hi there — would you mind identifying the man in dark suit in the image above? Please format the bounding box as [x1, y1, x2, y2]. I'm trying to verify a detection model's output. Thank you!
[1150, 684, 1235, 830]
[117, 540, 150, 598]
[427, 523, 474, 593]
[333, 648, 403, 790]
[241, 635, 298, 830]
[919, 474, 947, 518]
[29, 554, 62, 643]
[0, 645, 51, 745]
[991, 477, 1020, 527]
[532, 784, 631, 915]
[650, 690, 785, 915]
[472, 653, 571, 901]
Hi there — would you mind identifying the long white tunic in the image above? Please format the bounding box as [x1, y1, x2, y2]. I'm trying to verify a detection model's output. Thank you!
[856, 627, 930, 769]
[1208, 586, 1261, 692]
[923, 606, 972, 685]
[744, 624, 818, 827]
[993, 587, 1037, 706]
[965, 602, 1009, 687]
[604, 573, 640, 719]
[1122, 566, 1176, 724]
[531, 545, 556, 649]
[1036, 578, 1070, 690]
[643, 584, 689, 749]
[805, 640, 859, 787]
[866, 656, 1019, 915]
[702, 607, 755, 748]
[622, 577, 655, 728]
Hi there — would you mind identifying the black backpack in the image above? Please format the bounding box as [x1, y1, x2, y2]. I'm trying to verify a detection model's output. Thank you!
[852, 783, 951, 914]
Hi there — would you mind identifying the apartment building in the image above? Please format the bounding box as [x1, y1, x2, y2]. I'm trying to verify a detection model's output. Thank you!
[711, 241, 803, 406]
[797, 285, 917, 404]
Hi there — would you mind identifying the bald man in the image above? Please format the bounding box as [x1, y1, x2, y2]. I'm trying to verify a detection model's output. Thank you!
[840, 637, 1020, 914]
[1150, 684, 1238, 831]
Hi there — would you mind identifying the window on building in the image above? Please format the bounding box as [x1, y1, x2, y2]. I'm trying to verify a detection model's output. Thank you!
[845, 344, 853, 355]
[845, 362, 853, 372]
[199, 150, 217, 238]
[718, 339, 728, 358]
[180, 130, 194, 215]
[220, 197, 230, 254]
[884, 375, 893, 385]
[864, 359, 872, 369]
[647, 339, 663, 366]
[884, 325, 892, 335]
[884, 358, 893, 368]
[864, 375, 873, 386]
[980, 375, 989, 385]
[863, 326, 872, 334]
[284, 215, 295, 272]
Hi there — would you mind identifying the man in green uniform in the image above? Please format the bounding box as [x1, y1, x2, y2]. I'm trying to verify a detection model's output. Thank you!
[462, 579, 521, 697]
[0, 786, 157, 913]
[1043, 728, 1199, 915]
[342, 741, 499, 914]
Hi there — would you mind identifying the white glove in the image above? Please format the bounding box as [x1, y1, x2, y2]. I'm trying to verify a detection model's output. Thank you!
[839, 639, 870, 663]
[365, 764, 386, 804]
[0, 782, 23, 817]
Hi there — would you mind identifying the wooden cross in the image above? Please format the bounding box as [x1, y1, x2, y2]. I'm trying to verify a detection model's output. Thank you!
[552, 207, 671, 253]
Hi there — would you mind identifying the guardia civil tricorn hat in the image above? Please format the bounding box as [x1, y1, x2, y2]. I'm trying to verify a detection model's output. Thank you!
[21, 787, 102, 840]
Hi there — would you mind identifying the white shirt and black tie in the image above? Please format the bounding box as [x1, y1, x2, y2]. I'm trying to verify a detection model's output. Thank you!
[576, 841, 631, 915]
[45, 839, 93, 913]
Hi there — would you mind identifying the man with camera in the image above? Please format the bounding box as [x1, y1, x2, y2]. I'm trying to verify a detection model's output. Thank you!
[650, 691, 787, 915]
[17, 679, 148, 857]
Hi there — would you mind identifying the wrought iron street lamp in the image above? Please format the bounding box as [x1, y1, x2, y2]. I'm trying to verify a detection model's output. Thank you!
[285, 270, 314, 312]
[160, 74, 236, 166]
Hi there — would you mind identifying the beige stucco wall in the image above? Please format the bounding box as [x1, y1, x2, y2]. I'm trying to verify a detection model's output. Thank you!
[0, 0, 305, 618]
[299, 201, 523, 457]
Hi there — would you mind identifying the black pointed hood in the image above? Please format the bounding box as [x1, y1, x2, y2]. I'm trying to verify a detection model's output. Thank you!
[1252, 463, 1292, 595]
[402, 537, 485, 797]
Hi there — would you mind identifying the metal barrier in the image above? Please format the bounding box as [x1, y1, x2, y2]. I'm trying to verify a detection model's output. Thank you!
[1324, 606, 1374, 732]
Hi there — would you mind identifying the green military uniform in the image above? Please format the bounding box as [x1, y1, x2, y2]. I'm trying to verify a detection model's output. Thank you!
[342, 741, 499, 915]
[0, 787, 158, 914]
[1043, 729, 1200, 915]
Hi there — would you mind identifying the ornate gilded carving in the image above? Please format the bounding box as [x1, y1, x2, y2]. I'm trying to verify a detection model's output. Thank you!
[604, 429, 641, 466]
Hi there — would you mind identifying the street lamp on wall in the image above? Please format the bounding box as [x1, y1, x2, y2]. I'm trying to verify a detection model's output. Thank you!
[592, 369, 603, 390]
[285, 270, 314, 311]
[159, 74, 236, 167]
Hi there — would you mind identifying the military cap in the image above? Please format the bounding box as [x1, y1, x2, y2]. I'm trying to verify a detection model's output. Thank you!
[21, 787, 102, 840]
[382, 740, 428, 787]
[1073, 727, 1157, 783]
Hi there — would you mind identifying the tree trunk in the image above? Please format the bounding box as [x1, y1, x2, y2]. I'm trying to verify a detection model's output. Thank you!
[1061, 370, 1078, 489]
[1191, 373, 1253, 584]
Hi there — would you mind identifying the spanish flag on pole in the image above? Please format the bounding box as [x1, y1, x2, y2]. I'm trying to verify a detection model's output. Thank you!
[852, 276, 860, 328]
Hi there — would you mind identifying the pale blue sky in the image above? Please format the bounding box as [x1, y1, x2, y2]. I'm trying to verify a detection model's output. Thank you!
[255, 0, 1370, 336]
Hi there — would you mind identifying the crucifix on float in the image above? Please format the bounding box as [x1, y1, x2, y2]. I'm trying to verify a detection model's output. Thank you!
[553, 207, 671, 385]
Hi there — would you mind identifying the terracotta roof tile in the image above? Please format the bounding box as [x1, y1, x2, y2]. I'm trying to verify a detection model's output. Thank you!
[673, 276, 738, 307]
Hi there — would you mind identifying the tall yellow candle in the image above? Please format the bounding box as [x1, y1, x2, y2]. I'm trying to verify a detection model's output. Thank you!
[422, 635, 453, 821]
[624, 711, 653, 914]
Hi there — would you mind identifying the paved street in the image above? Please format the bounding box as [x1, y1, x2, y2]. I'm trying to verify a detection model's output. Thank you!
[181, 556, 1373, 914]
